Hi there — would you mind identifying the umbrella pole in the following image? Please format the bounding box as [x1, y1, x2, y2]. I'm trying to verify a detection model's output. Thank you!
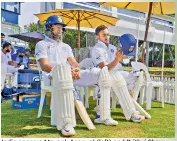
[141, 2, 153, 64]
[78, 22, 80, 62]
[77, 11, 81, 62]
[135, 14, 140, 62]
[161, 24, 166, 81]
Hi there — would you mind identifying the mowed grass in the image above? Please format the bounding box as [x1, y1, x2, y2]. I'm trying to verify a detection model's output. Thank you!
[1, 97, 175, 138]
[124, 67, 175, 71]
[124, 67, 175, 77]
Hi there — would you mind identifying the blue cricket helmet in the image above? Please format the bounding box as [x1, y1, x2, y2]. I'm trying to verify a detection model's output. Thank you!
[119, 34, 136, 56]
[45, 15, 67, 30]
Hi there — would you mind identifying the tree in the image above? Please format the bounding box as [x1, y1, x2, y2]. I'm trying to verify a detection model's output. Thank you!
[63, 29, 86, 49]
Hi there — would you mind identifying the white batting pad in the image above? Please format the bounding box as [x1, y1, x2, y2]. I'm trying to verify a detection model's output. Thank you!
[111, 72, 137, 120]
[99, 66, 112, 120]
[52, 64, 76, 130]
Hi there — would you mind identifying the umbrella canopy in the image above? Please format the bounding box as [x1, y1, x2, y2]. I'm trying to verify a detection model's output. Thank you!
[100, 2, 175, 63]
[100, 2, 175, 14]
[35, 9, 119, 29]
[35, 9, 119, 61]
[9, 32, 45, 43]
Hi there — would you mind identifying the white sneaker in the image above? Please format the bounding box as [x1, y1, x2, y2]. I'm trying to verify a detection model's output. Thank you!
[94, 118, 118, 126]
[130, 114, 145, 123]
[61, 124, 75, 137]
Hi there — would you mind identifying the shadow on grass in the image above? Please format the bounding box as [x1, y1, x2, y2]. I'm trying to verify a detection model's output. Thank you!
[111, 111, 124, 117]
[2, 127, 57, 137]
[151, 106, 164, 109]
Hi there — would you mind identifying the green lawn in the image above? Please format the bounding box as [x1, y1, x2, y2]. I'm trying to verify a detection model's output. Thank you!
[1, 98, 175, 138]
[124, 67, 175, 77]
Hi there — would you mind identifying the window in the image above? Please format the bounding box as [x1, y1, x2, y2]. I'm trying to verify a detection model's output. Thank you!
[63, 2, 99, 11]
[99, 4, 112, 16]
[118, 8, 145, 17]
[116, 9, 145, 24]
[1, 2, 5, 9]
[1, 2, 20, 14]
[45, 2, 56, 12]
[79, 2, 99, 7]
[151, 17, 173, 32]
[1, 23, 20, 41]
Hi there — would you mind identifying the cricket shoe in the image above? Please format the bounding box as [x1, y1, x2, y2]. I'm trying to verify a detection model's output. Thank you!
[130, 113, 145, 123]
[61, 124, 75, 137]
[94, 118, 118, 126]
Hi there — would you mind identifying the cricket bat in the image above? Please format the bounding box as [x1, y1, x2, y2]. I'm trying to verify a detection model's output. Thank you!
[73, 87, 96, 130]
[133, 99, 151, 119]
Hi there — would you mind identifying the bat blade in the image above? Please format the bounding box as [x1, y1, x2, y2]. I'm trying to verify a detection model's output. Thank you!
[73, 88, 96, 130]
[133, 99, 151, 119]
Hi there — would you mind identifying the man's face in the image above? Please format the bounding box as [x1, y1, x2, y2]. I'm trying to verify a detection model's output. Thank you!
[26, 51, 30, 56]
[51, 24, 63, 38]
[97, 28, 110, 45]
[1, 36, 5, 42]
[6, 45, 12, 53]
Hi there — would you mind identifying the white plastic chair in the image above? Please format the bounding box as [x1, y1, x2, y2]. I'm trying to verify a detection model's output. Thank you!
[79, 58, 95, 108]
[131, 61, 164, 110]
[5, 73, 13, 87]
[37, 74, 52, 118]
[1, 63, 7, 89]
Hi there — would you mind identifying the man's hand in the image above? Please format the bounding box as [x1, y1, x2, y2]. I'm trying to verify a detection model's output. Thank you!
[67, 57, 81, 80]
[137, 58, 143, 63]
[115, 50, 124, 62]
[8, 61, 17, 67]
[71, 66, 80, 80]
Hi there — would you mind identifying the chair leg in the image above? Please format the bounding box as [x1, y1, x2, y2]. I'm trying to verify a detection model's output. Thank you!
[139, 86, 145, 105]
[37, 89, 46, 118]
[146, 82, 153, 110]
[50, 89, 57, 126]
[84, 87, 90, 108]
[80, 87, 85, 104]
[152, 87, 155, 100]
[7, 75, 12, 88]
[50, 93, 56, 126]
[161, 86, 164, 108]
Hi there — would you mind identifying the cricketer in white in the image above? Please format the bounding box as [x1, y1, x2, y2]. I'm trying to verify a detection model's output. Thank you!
[91, 25, 145, 125]
[35, 15, 102, 137]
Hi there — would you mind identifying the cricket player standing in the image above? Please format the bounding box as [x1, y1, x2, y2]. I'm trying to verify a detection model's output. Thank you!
[92, 25, 145, 125]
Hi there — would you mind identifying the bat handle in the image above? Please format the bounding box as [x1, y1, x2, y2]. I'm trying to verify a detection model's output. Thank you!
[72, 87, 80, 101]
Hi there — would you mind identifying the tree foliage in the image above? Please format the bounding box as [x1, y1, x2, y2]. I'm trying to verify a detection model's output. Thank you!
[63, 29, 86, 49]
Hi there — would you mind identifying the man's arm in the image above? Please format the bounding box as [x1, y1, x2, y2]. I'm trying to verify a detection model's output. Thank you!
[35, 42, 52, 72]
[67, 57, 80, 67]
[67, 57, 80, 80]
[94, 49, 123, 71]
[38, 58, 53, 73]
[98, 59, 119, 71]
